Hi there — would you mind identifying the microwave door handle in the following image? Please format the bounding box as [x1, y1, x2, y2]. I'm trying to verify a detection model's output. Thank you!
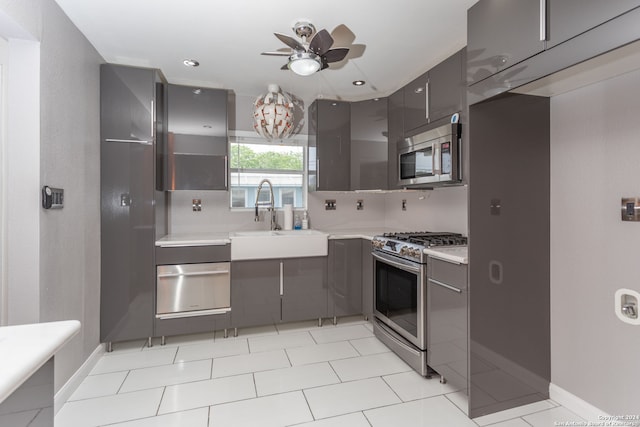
[433, 143, 441, 175]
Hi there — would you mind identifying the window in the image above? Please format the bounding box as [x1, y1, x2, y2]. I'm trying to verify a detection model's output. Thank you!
[229, 131, 306, 209]
[231, 188, 248, 208]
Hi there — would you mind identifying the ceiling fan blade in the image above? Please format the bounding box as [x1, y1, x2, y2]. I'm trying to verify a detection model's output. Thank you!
[274, 33, 305, 52]
[261, 51, 292, 57]
[308, 29, 334, 56]
[323, 48, 349, 63]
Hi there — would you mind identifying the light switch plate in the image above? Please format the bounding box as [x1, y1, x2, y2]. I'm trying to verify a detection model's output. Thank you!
[621, 198, 640, 221]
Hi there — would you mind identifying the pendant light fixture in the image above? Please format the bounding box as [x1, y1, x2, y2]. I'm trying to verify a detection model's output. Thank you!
[252, 84, 294, 141]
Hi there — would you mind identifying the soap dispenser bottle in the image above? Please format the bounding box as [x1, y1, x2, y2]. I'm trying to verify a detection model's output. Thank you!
[302, 211, 309, 230]
[294, 213, 302, 230]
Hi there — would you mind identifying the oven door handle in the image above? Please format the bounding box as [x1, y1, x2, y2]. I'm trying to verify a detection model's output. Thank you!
[372, 251, 422, 274]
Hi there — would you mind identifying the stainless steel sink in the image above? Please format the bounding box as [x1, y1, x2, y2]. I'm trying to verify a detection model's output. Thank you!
[229, 229, 328, 260]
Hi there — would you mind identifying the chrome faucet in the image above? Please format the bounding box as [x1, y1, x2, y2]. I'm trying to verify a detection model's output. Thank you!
[254, 179, 280, 230]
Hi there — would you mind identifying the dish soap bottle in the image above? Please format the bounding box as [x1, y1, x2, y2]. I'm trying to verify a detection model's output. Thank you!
[294, 214, 302, 230]
[302, 210, 309, 230]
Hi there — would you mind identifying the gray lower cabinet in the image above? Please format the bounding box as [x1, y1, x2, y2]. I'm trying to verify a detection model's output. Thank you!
[230, 260, 281, 329]
[328, 239, 362, 321]
[427, 257, 468, 396]
[282, 257, 328, 322]
[231, 257, 327, 329]
[361, 239, 374, 319]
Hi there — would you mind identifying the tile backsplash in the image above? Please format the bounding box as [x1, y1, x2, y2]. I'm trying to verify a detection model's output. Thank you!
[167, 186, 468, 235]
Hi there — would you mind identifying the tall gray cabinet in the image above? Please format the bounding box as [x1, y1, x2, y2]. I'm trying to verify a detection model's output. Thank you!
[100, 64, 167, 346]
[468, 93, 550, 418]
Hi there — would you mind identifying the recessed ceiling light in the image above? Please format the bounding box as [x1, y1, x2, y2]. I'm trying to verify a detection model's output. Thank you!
[183, 59, 200, 67]
[331, 102, 338, 106]
[192, 88, 202, 95]
[352, 80, 366, 86]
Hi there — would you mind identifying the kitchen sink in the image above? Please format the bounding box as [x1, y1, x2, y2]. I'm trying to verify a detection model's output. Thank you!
[229, 229, 329, 260]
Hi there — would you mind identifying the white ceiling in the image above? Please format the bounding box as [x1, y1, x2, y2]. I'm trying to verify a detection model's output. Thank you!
[54, 0, 477, 102]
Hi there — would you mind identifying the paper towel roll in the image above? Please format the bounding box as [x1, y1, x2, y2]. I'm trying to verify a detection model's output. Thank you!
[283, 204, 293, 230]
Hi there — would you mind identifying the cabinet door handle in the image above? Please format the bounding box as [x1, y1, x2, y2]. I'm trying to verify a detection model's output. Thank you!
[279, 261, 284, 296]
[425, 80, 430, 122]
[316, 157, 320, 190]
[105, 139, 152, 145]
[158, 270, 229, 278]
[428, 278, 462, 293]
[539, 0, 547, 41]
[150, 99, 155, 140]
[224, 155, 228, 189]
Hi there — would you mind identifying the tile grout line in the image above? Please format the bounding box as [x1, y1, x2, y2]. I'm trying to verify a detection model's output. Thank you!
[155, 386, 166, 416]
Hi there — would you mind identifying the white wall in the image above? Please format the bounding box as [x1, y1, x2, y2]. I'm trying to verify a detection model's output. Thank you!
[550, 69, 640, 414]
[0, 0, 103, 391]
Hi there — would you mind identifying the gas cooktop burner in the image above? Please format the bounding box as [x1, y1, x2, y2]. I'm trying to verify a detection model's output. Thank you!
[373, 231, 467, 263]
[381, 231, 467, 247]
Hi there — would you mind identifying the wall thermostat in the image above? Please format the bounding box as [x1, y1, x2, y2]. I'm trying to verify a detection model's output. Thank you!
[42, 186, 64, 209]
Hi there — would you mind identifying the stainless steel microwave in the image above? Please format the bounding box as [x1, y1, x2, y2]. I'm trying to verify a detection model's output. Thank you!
[398, 123, 462, 187]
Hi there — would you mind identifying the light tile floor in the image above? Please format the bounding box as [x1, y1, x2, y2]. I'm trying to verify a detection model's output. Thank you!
[56, 317, 584, 427]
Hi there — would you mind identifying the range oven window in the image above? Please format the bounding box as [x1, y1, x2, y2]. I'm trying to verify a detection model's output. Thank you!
[375, 259, 418, 339]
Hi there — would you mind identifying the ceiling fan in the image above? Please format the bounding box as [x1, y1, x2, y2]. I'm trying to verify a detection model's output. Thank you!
[261, 21, 350, 76]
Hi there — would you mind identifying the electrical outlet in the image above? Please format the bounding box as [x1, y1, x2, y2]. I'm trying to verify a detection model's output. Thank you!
[325, 200, 336, 210]
[357, 199, 364, 210]
[192, 199, 202, 212]
[402, 199, 407, 211]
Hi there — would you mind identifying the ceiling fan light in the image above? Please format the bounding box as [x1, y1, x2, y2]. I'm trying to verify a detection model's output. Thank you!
[288, 52, 321, 76]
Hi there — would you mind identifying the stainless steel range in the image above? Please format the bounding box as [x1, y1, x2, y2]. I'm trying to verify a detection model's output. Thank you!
[372, 231, 467, 376]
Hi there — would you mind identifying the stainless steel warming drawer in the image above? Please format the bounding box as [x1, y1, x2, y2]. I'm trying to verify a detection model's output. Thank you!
[156, 261, 231, 320]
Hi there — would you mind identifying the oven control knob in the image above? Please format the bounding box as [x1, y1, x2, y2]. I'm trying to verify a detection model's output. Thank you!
[411, 248, 422, 258]
[399, 246, 408, 256]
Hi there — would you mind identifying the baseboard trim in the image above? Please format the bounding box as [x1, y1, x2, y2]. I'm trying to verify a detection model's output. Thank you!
[549, 383, 610, 421]
[54, 343, 106, 414]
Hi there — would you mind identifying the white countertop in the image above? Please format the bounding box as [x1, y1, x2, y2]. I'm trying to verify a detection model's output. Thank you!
[324, 229, 388, 241]
[424, 246, 468, 264]
[156, 232, 231, 247]
[0, 320, 81, 403]
[157, 229, 391, 245]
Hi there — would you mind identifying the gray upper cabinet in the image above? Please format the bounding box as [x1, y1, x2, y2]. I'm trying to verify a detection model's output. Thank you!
[467, 0, 545, 86]
[350, 98, 388, 191]
[429, 48, 465, 123]
[101, 65, 156, 143]
[403, 71, 430, 133]
[166, 84, 228, 191]
[308, 99, 351, 191]
[404, 49, 465, 135]
[546, 0, 640, 48]
[328, 239, 362, 320]
[387, 89, 403, 190]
